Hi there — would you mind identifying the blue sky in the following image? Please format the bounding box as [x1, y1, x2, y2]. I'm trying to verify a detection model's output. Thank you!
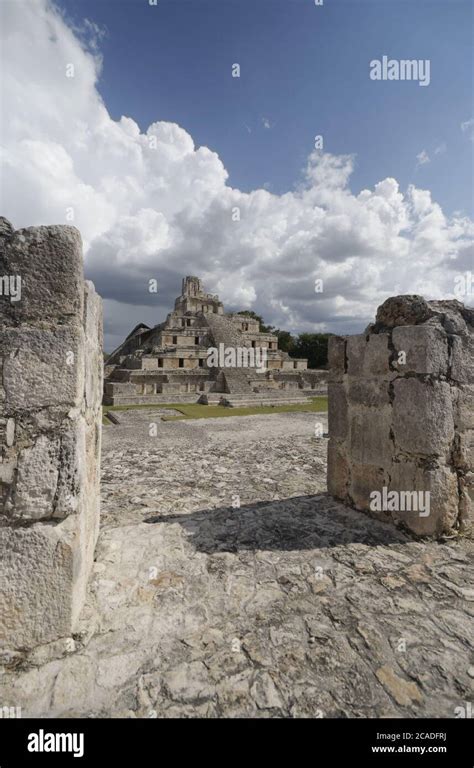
[60, 0, 473, 216]
[3, 0, 473, 350]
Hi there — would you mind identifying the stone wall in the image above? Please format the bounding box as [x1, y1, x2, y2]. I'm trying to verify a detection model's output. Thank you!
[327, 295, 474, 537]
[0, 218, 103, 651]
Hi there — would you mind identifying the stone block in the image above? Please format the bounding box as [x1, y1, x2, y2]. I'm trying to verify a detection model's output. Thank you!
[5, 435, 61, 521]
[459, 473, 474, 531]
[375, 295, 433, 328]
[348, 378, 391, 407]
[327, 294, 473, 538]
[83, 281, 103, 348]
[84, 282, 103, 412]
[350, 406, 392, 466]
[454, 385, 474, 431]
[140, 358, 159, 371]
[328, 382, 348, 439]
[327, 439, 350, 499]
[0, 221, 102, 652]
[389, 460, 459, 536]
[0, 417, 99, 647]
[0, 327, 85, 411]
[349, 463, 389, 513]
[392, 325, 449, 376]
[0, 516, 80, 650]
[363, 333, 390, 376]
[328, 335, 346, 376]
[392, 379, 454, 457]
[450, 334, 474, 385]
[0, 225, 84, 326]
[346, 334, 366, 377]
[454, 429, 474, 471]
[53, 419, 86, 520]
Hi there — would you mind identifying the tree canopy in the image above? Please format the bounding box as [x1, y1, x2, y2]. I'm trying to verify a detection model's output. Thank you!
[239, 311, 330, 368]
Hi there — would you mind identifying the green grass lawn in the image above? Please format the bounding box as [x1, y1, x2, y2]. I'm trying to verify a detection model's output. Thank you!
[103, 396, 328, 422]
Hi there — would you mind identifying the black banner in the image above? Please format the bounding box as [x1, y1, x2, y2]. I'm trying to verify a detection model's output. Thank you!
[0, 718, 471, 766]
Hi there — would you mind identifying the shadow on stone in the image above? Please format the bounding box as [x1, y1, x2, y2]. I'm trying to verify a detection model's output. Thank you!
[144, 493, 409, 554]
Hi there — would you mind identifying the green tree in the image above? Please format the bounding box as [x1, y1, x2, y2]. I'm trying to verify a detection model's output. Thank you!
[238, 311, 329, 368]
[290, 333, 330, 369]
[239, 310, 275, 333]
[276, 330, 294, 352]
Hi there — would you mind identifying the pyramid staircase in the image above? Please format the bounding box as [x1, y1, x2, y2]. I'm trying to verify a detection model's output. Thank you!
[201, 313, 312, 407]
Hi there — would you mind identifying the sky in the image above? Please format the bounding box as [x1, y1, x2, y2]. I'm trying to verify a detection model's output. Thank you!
[1, 0, 473, 351]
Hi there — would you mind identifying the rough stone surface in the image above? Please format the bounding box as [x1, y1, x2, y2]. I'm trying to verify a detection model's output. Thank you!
[0, 520, 77, 650]
[0, 412, 472, 718]
[392, 325, 449, 376]
[392, 379, 454, 458]
[0, 327, 84, 410]
[0, 220, 103, 651]
[327, 383, 348, 439]
[350, 407, 393, 466]
[328, 295, 474, 537]
[0, 224, 84, 326]
[363, 333, 391, 376]
[327, 439, 350, 499]
[327, 335, 346, 374]
[0, 217, 14, 239]
[375, 295, 433, 329]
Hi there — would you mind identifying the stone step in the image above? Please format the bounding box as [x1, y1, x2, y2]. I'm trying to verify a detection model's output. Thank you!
[221, 395, 313, 408]
[103, 393, 202, 406]
[227, 390, 309, 400]
[222, 368, 253, 394]
[198, 393, 222, 404]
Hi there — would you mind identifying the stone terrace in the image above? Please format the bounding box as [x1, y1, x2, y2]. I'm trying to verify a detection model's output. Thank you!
[1, 412, 472, 718]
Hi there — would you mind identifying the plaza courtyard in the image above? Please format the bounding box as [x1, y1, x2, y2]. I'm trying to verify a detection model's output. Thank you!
[1, 410, 473, 718]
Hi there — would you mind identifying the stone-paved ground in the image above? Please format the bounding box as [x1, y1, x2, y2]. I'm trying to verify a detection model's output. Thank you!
[1, 411, 473, 718]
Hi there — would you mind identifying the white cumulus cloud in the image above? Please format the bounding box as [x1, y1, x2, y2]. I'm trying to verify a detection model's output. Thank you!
[1, 0, 473, 351]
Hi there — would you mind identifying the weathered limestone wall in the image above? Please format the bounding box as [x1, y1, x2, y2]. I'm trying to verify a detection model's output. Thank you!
[0, 218, 103, 651]
[327, 295, 474, 537]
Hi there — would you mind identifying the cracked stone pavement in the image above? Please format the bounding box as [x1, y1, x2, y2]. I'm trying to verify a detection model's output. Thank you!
[1, 411, 473, 717]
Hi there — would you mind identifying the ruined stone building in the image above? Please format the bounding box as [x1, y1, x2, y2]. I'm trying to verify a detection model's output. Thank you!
[104, 276, 327, 407]
[0, 219, 103, 651]
[327, 295, 474, 537]
[0, 216, 471, 718]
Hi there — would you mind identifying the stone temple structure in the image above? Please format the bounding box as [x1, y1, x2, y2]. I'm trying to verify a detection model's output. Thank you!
[104, 276, 327, 407]
[327, 295, 474, 537]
